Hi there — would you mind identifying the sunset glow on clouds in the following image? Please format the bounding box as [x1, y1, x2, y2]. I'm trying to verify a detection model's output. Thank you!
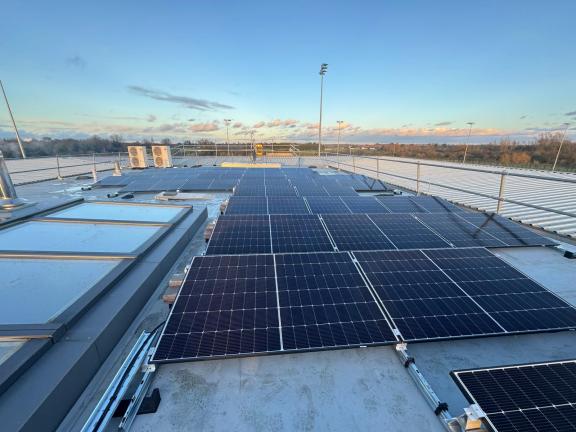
[1, 1, 575, 144]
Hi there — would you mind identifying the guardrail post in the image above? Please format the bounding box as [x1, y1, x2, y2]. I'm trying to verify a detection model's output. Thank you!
[56, 154, 62, 180]
[416, 161, 421, 195]
[496, 171, 507, 214]
[377, 158, 380, 179]
[92, 153, 98, 182]
[353, 155, 356, 173]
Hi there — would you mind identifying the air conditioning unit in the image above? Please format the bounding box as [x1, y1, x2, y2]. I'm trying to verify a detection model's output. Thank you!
[128, 146, 148, 169]
[152, 145, 173, 168]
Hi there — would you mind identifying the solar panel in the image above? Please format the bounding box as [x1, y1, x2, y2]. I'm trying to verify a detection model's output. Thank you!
[415, 213, 506, 247]
[293, 183, 330, 196]
[275, 252, 398, 351]
[233, 184, 266, 196]
[340, 196, 390, 214]
[305, 197, 352, 214]
[323, 185, 359, 196]
[425, 248, 576, 332]
[225, 196, 268, 215]
[152, 254, 281, 362]
[264, 184, 298, 197]
[455, 212, 557, 247]
[267, 197, 310, 215]
[377, 196, 429, 213]
[368, 214, 452, 249]
[322, 214, 397, 251]
[452, 360, 576, 432]
[354, 248, 576, 341]
[270, 215, 334, 253]
[206, 215, 272, 255]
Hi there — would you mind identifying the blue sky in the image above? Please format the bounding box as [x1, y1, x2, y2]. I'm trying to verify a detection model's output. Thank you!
[1, 0, 575, 143]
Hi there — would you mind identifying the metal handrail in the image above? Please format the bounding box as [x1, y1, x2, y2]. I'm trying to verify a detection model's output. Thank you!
[322, 155, 576, 220]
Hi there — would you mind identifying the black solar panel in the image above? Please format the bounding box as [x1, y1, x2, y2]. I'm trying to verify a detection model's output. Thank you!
[377, 196, 429, 213]
[368, 214, 451, 249]
[270, 215, 334, 253]
[415, 213, 506, 247]
[412, 196, 465, 212]
[275, 252, 398, 351]
[267, 197, 310, 215]
[152, 255, 281, 362]
[225, 196, 268, 215]
[425, 248, 576, 333]
[293, 183, 330, 196]
[354, 248, 576, 341]
[234, 184, 266, 196]
[322, 214, 397, 251]
[206, 215, 272, 255]
[340, 196, 390, 214]
[305, 197, 352, 214]
[452, 360, 576, 432]
[455, 213, 557, 247]
[264, 184, 298, 197]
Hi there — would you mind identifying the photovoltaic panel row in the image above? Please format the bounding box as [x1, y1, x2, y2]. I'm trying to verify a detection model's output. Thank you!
[414, 213, 507, 247]
[322, 214, 396, 251]
[452, 360, 576, 432]
[225, 196, 268, 215]
[340, 196, 390, 214]
[456, 212, 558, 247]
[354, 248, 576, 341]
[152, 252, 398, 363]
[206, 215, 272, 255]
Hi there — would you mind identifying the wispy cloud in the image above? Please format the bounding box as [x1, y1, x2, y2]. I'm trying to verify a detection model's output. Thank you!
[66, 55, 86, 69]
[434, 121, 452, 126]
[147, 114, 157, 123]
[253, 121, 265, 128]
[520, 115, 528, 120]
[565, 110, 576, 116]
[190, 121, 220, 132]
[128, 86, 234, 111]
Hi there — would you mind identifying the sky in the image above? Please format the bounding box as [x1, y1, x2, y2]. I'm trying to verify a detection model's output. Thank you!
[1, 0, 576, 144]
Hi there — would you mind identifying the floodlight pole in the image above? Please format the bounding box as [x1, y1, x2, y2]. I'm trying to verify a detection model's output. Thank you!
[224, 119, 232, 156]
[462, 122, 474, 164]
[552, 123, 570, 172]
[0, 80, 26, 159]
[336, 120, 343, 157]
[318, 63, 328, 157]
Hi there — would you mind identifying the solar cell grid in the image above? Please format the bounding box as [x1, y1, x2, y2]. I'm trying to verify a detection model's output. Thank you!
[152, 254, 281, 362]
[322, 214, 397, 251]
[340, 196, 390, 214]
[275, 252, 397, 351]
[305, 197, 352, 214]
[411, 196, 465, 213]
[377, 196, 429, 213]
[452, 360, 576, 432]
[206, 215, 272, 255]
[225, 196, 268, 215]
[267, 197, 310, 214]
[270, 214, 334, 253]
[368, 214, 451, 249]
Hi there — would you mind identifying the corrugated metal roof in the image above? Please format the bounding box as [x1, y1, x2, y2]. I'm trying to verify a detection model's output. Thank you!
[347, 156, 576, 238]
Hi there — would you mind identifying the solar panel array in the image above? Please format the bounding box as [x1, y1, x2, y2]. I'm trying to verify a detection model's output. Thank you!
[452, 360, 576, 432]
[152, 248, 576, 363]
[209, 213, 554, 255]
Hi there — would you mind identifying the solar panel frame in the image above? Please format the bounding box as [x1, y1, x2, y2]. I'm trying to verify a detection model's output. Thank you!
[340, 196, 390, 214]
[305, 197, 352, 214]
[451, 359, 576, 432]
[377, 196, 430, 213]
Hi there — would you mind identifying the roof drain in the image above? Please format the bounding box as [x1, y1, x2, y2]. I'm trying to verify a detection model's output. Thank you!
[394, 343, 463, 432]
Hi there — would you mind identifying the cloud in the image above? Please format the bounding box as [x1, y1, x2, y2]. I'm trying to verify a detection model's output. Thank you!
[190, 121, 220, 132]
[232, 122, 243, 128]
[520, 115, 528, 120]
[66, 55, 86, 69]
[434, 121, 452, 126]
[266, 118, 299, 128]
[253, 121, 265, 128]
[128, 86, 234, 111]
[147, 114, 157, 123]
[565, 111, 576, 116]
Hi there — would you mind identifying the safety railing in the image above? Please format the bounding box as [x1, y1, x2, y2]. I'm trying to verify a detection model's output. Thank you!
[321, 152, 576, 221]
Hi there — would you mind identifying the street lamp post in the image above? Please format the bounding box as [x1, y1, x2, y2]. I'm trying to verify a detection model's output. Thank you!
[224, 119, 232, 156]
[336, 120, 344, 158]
[318, 63, 328, 157]
[462, 122, 475, 164]
[552, 123, 571, 172]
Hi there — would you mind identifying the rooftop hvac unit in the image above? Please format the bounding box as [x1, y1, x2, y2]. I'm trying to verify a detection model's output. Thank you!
[128, 146, 148, 169]
[152, 145, 173, 168]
